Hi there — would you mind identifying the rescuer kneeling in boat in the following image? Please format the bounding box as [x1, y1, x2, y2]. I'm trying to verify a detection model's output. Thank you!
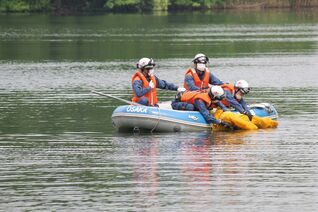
[219, 80, 278, 129]
[178, 86, 234, 130]
[132, 57, 186, 106]
[184, 53, 223, 91]
[171, 53, 225, 111]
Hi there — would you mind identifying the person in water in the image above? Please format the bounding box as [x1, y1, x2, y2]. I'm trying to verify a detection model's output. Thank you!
[220, 80, 278, 129]
[131, 57, 186, 106]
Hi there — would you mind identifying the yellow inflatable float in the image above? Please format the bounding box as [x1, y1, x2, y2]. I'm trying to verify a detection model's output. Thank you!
[212, 109, 278, 131]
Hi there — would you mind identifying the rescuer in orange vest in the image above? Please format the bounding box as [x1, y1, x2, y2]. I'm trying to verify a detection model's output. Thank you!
[221, 80, 253, 120]
[172, 53, 225, 111]
[179, 86, 233, 129]
[184, 53, 223, 91]
[132, 57, 185, 106]
[220, 80, 278, 129]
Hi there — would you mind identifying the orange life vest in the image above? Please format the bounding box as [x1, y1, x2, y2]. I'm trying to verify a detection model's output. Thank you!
[184, 68, 210, 91]
[131, 70, 157, 106]
[221, 84, 240, 107]
[180, 91, 217, 109]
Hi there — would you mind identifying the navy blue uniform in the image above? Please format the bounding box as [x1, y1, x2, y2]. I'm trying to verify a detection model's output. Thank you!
[133, 76, 178, 106]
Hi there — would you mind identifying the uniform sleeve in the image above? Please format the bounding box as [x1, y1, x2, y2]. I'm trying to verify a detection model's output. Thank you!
[224, 90, 245, 113]
[216, 101, 229, 111]
[184, 75, 200, 91]
[240, 98, 252, 115]
[194, 99, 221, 124]
[155, 76, 178, 91]
[209, 73, 223, 85]
[132, 79, 151, 97]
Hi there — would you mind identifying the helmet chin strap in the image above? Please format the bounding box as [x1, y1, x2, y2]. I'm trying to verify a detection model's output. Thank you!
[141, 69, 149, 78]
[235, 90, 243, 100]
[141, 69, 153, 81]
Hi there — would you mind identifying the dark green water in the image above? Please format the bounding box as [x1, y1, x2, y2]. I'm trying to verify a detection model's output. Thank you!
[0, 10, 318, 211]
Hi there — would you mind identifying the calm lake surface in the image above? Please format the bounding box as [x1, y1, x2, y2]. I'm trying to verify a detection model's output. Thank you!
[0, 10, 318, 211]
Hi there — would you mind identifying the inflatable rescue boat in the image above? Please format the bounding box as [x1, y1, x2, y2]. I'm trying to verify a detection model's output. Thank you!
[111, 102, 278, 132]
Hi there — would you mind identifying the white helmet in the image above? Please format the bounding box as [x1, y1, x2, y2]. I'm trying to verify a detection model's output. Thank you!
[209, 86, 225, 100]
[192, 53, 209, 64]
[136, 57, 155, 69]
[234, 80, 250, 94]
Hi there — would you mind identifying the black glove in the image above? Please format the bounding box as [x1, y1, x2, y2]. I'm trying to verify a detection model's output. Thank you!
[220, 121, 234, 130]
[243, 110, 253, 121]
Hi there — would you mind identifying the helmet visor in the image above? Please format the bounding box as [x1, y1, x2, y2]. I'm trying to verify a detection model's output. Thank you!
[145, 58, 156, 68]
[194, 56, 209, 64]
[144, 58, 156, 69]
[240, 87, 250, 94]
[212, 93, 225, 101]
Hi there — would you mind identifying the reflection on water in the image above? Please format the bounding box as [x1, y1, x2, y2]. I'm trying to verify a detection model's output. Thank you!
[108, 130, 318, 211]
[0, 113, 317, 210]
[1, 11, 318, 211]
